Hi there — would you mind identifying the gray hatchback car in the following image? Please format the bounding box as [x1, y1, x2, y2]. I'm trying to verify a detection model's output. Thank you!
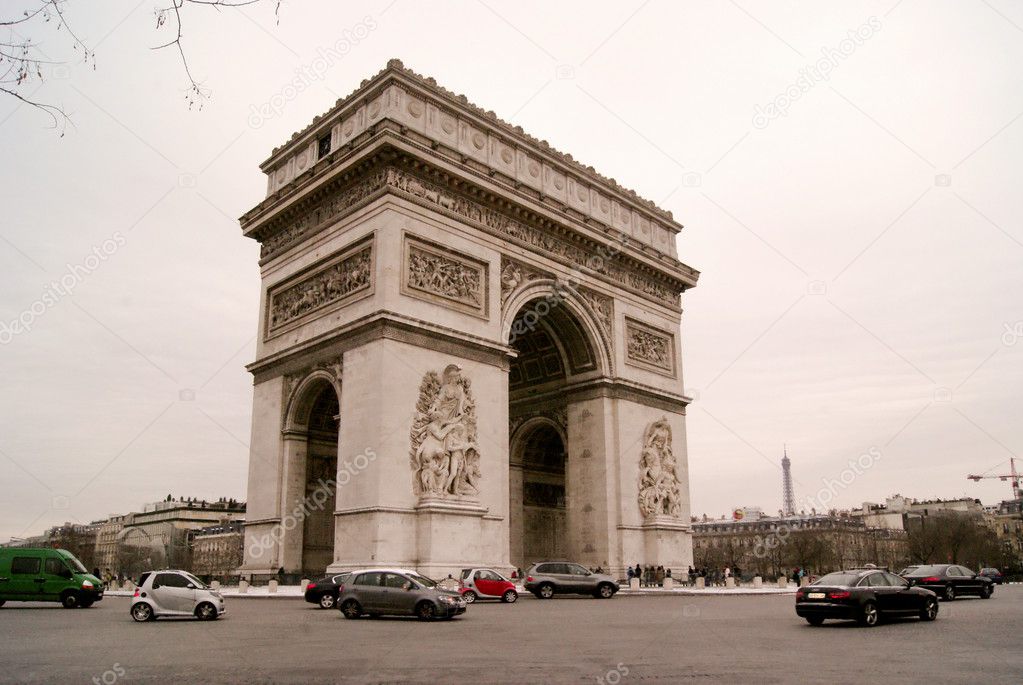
[524, 562, 619, 599]
[337, 568, 466, 620]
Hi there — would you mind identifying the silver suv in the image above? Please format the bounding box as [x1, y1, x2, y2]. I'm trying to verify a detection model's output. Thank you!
[337, 568, 466, 620]
[130, 570, 225, 621]
[524, 562, 618, 599]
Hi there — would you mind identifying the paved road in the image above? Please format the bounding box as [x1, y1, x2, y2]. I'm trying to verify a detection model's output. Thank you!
[2, 587, 1021, 684]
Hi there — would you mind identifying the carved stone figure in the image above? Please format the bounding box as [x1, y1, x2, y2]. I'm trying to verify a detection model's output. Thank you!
[410, 364, 481, 498]
[268, 247, 371, 330]
[626, 322, 672, 372]
[406, 243, 484, 311]
[638, 417, 681, 518]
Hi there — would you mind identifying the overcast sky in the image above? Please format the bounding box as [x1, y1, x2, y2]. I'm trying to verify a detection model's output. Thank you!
[1, 0, 1021, 541]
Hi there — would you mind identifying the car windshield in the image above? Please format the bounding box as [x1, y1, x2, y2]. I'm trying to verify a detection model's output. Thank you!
[66, 556, 88, 573]
[183, 572, 208, 589]
[811, 573, 859, 587]
[409, 573, 438, 588]
[907, 565, 944, 576]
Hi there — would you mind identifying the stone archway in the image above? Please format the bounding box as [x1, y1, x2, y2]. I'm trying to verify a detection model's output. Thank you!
[281, 373, 340, 577]
[506, 291, 610, 571]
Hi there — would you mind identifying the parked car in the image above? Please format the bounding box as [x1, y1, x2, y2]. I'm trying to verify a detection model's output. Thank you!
[795, 569, 938, 626]
[898, 566, 919, 576]
[902, 564, 994, 600]
[0, 548, 103, 609]
[304, 572, 352, 609]
[523, 562, 618, 599]
[130, 570, 225, 621]
[978, 567, 1004, 584]
[337, 569, 466, 620]
[458, 568, 517, 603]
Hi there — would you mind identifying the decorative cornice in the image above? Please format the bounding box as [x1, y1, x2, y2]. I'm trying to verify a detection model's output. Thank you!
[262, 59, 682, 231]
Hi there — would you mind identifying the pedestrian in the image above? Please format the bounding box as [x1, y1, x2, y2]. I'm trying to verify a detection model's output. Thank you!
[656, 566, 665, 586]
[665, 568, 672, 579]
[634, 563, 642, 582]
[688, 566, 696, 585]
[627, 566, 634, 581]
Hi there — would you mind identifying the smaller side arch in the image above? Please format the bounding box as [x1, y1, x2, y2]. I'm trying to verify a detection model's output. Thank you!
[283, 370, 341, 432]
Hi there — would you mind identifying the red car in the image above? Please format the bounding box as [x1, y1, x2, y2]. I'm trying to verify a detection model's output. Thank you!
[458, 568, 518, 603]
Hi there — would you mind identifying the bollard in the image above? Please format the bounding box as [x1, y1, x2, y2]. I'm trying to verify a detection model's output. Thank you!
[238, 579, 249, 594]
[663, 577, 674, 590]
[211, 580, 221, 590]
[725, 577, 735, 588]
[696, 577, 706, 589]
[753, 576, 763, 588]
[629, 577, 640, 590]
[799, 576, 810, 587]
[777, 577, 787, 589]
[301, 578, 310, 592]
[268, 579, 279, 593]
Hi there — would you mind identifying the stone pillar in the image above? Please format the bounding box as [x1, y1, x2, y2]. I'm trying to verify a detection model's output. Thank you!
[268, 579, 279, 593]
[239, 579, 249, 594]
[211, 580, 221, 590]
[277, 433, 308, 573]
[753, 576, 762, 588]
[663, 577, 674, 590]
[566, 397, 614, 569]
[300, 578, 310, 592]
[696, 576, 706, 589]
[725, 576, 735, 588]
[777, 577, 787, 589]
[629, 577, 640, 590]
[799, 576, 810, 587]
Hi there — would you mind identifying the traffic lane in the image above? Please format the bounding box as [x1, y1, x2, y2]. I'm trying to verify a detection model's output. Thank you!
[0, 588, 1020, 684]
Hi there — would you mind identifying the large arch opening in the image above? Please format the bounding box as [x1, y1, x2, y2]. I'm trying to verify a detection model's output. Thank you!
[288, 379, 339, 577]
[507, 295, 605, 572]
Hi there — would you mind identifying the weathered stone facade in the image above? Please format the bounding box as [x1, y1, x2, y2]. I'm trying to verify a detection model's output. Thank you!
[237, 60, 700, 578]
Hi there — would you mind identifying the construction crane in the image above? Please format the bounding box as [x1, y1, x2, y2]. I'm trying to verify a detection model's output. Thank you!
[967, 458, 1021, 501]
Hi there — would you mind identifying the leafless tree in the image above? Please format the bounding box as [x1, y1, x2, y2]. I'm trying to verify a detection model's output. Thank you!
[1, 0, 280, 132]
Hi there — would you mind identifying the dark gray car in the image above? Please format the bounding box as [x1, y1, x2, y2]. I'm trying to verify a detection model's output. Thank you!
[523, 562, 618, 599]
[337, 568, 466, 620]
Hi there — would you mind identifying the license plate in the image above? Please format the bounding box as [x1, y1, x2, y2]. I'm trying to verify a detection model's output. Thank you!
[807, 592, 826, 599]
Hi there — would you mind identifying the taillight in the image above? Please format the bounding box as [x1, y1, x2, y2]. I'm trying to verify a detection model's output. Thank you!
[921, 577, 941, 583]
[337, 584, 344, 593]
[828, 591, 851, 599]
[796, 590, 804, 599]
[526, 575, 534, 582]
[133, 588, 140, 597]
[306, 583, 316, 590]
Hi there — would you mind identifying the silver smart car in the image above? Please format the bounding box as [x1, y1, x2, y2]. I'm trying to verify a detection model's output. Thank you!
[130, 570, 226, 621]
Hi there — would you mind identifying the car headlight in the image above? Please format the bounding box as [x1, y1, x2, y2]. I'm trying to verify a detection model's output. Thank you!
[81, 580, 94, 589]
[438, 595, 457, 604]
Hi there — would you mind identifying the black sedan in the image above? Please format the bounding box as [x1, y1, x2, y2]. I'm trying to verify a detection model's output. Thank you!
[902, 564, 993, 601]
[304, 572, 352, 609]
[795, 569, 938, 627]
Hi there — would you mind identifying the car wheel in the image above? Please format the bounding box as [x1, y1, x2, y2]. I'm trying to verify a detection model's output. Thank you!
[805, 616, 825, 626]
[318, 593, 336, 609]
[943, 585, 955, 601]
[462, 590, 477, 604]
[340, 599, 362, 619]
[195, 602, 218, 621]
[60, 591, 80, 609]
[857, 601, 879, 627]
[416, 601, 437, 620]
[502, 589, 518, 603]
[131, 603, 154, 622]
[980, 585, 992, 599]
[537, 583, 555, 599]
[596, 583, 615, 599]
[919, 597, 938, 621]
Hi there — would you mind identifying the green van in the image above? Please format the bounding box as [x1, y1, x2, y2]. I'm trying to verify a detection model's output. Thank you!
[0, 548, 104, 608]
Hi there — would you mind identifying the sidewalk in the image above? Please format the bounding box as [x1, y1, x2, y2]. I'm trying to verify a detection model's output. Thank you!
[106, 583, 797, 599]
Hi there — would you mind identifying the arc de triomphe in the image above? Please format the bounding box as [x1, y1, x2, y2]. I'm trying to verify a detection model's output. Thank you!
[237, 60, 700, 579]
